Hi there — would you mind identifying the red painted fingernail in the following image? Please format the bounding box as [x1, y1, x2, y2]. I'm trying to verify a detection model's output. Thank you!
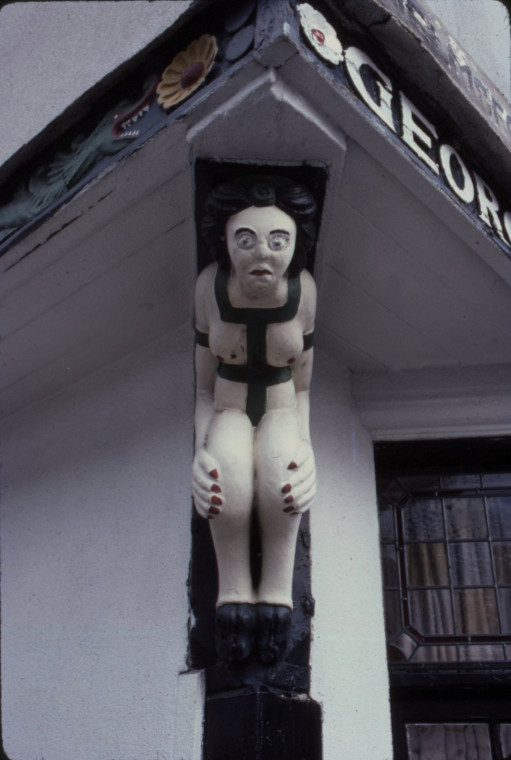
[211, 495, 222, 506]
[209, 505, 221, 515]
[283, 505, 294, 513]
[208, 515, 214, 520]
[211, 483, 222, 493]
[288, 357, 295, 364]
[284, 495, 294, 504]
[209, 469, 219, 479]
[282, 483, 292, 494]
[291, 511, 300, 516]
[288, 461, 297, 470]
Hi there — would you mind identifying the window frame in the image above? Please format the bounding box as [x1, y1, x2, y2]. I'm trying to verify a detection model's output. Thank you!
[375, 437, 511, 760]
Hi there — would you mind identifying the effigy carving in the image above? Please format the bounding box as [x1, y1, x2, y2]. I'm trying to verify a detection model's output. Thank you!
[192, 176, 317, 664]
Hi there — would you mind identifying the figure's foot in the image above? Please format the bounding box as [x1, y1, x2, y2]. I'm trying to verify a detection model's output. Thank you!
[256, 604, 292, 664]
[215, 603, 256, 662]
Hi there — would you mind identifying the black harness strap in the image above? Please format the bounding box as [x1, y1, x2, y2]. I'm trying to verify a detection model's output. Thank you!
[214, 268, 301, 426]
[195, 328, 210, 348]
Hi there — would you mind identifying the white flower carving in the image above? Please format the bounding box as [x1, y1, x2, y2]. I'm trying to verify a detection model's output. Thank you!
[298, 3, 343, 65]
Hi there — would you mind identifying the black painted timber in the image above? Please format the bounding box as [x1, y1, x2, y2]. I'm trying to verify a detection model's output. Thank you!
[203, 690, 322, 760]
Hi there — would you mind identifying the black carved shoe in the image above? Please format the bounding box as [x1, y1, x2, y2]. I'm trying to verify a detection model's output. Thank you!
[256, 603, 292, 664]
[215, 603, 256, 662]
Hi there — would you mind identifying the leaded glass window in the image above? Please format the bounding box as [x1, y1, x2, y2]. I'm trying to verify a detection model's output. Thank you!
[375, 438, 511, 760]
[379, 472, 511, 663]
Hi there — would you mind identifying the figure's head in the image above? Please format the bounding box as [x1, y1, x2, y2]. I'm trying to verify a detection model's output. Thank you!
[202, 175, 317, 276]
[224, 205, 297, 291]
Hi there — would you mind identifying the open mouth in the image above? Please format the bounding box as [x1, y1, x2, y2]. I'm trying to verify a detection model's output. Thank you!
[111, 77, 158, 140]
[250, 269, 272, 276]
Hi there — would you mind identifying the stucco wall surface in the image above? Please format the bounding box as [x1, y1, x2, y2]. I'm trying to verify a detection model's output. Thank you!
[1, 326, 392, 760]
[310, 356, 393, 760]
[0, 1, 191, 168]
[0, 327, 196, 760]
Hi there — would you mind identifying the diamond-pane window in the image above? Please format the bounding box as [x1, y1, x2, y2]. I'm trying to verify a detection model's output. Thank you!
[378, 467, 511, 663]
[376, 438, 511, 760]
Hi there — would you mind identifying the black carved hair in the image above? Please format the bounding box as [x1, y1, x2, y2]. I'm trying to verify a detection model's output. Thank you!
[201, 175, 317, 276]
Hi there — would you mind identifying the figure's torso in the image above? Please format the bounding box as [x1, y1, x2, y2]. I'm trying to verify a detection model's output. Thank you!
[196, 264, 315, 423]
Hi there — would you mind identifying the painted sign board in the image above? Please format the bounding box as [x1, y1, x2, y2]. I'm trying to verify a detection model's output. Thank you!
[375, 0, 511, 151]
[302, 1, 511, 256]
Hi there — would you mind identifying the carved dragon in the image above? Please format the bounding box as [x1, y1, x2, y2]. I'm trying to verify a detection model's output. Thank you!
[0, 77, 158, 244]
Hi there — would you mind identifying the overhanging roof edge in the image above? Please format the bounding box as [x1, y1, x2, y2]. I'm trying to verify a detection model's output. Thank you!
[324, 0, 511, 182]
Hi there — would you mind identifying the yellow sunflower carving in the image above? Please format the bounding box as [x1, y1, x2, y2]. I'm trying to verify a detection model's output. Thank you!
[157, 34, 218, 110]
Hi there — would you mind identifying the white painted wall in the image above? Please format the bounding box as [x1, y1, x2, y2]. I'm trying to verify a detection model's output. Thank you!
[0, 326, 198, 760]
[0, 1, 191, 168]
[421, 0, 511, 97]
[310, 356, 393, 760]
[1, 325, 392, 760]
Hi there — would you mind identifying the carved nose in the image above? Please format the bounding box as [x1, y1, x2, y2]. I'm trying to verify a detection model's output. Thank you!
[256, 240, 270, 257]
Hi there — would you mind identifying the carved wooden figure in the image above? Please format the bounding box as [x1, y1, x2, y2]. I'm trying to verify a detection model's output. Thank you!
[192, 177, 317, 664]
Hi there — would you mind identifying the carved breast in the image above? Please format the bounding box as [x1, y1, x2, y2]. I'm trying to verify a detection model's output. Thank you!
[208, 320, 305, 367]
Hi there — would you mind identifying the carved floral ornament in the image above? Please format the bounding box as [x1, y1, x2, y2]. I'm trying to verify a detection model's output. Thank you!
[2, 3, 511, 256]
[297, 3, 343, 65]
[0, 35, 219, 247]
[157, 34, 218, 109]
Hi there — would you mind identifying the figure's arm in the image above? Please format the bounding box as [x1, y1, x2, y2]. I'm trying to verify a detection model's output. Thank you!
[194, 343, 217, 452]
[194, 265, 217, 448]
[283, 272, 317, 515]
[292, 269, 316, 440]
[292, 348, 313, 442]
[192, 267, 222, 519]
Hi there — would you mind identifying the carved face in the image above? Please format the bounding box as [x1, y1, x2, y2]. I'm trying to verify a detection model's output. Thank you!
[225, 206, 297, 290]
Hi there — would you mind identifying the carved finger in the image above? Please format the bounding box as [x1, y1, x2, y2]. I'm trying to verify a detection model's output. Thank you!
[287, 441, 312, 470]
[289, 468, 316, 499]
[282, 477, 316, 514]
[196, 449, 220, 478]
[287, 463, 315, 492]
[193, 484, 224, 519]
[193, 494, 212, 519]
[193, 457, 221, 492]
[289, 485, 316, 514]
[192, 475, 213, 499]
[282, 463, 315, 502]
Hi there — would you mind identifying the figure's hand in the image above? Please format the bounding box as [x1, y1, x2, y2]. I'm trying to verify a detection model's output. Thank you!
[192, 448, 223, 520]
[280, 440, 316, 516]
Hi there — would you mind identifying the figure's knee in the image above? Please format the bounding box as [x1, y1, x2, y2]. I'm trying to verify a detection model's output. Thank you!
[255, 410, 300, 461]
[206, 410, 255, 523]
[208, 409, 254, 459]
[254, 410, 301, 501]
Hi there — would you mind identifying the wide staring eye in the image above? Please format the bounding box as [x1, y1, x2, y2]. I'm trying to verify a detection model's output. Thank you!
[235, 231, 256, 249]
[268, 232, 290, 251]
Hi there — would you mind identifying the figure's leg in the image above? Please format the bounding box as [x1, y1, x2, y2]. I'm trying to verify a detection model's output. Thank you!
[205, 409, 255, 660]
[254, 409, 303, 606]
[254, 409, 303, 662]
[206, 409, 255, 605]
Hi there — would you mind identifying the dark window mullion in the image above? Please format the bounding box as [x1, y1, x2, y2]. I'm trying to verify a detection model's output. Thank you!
[485, 493, 506, 639]
[490, 720, 504, 760]
[441, 493, 459, 639]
